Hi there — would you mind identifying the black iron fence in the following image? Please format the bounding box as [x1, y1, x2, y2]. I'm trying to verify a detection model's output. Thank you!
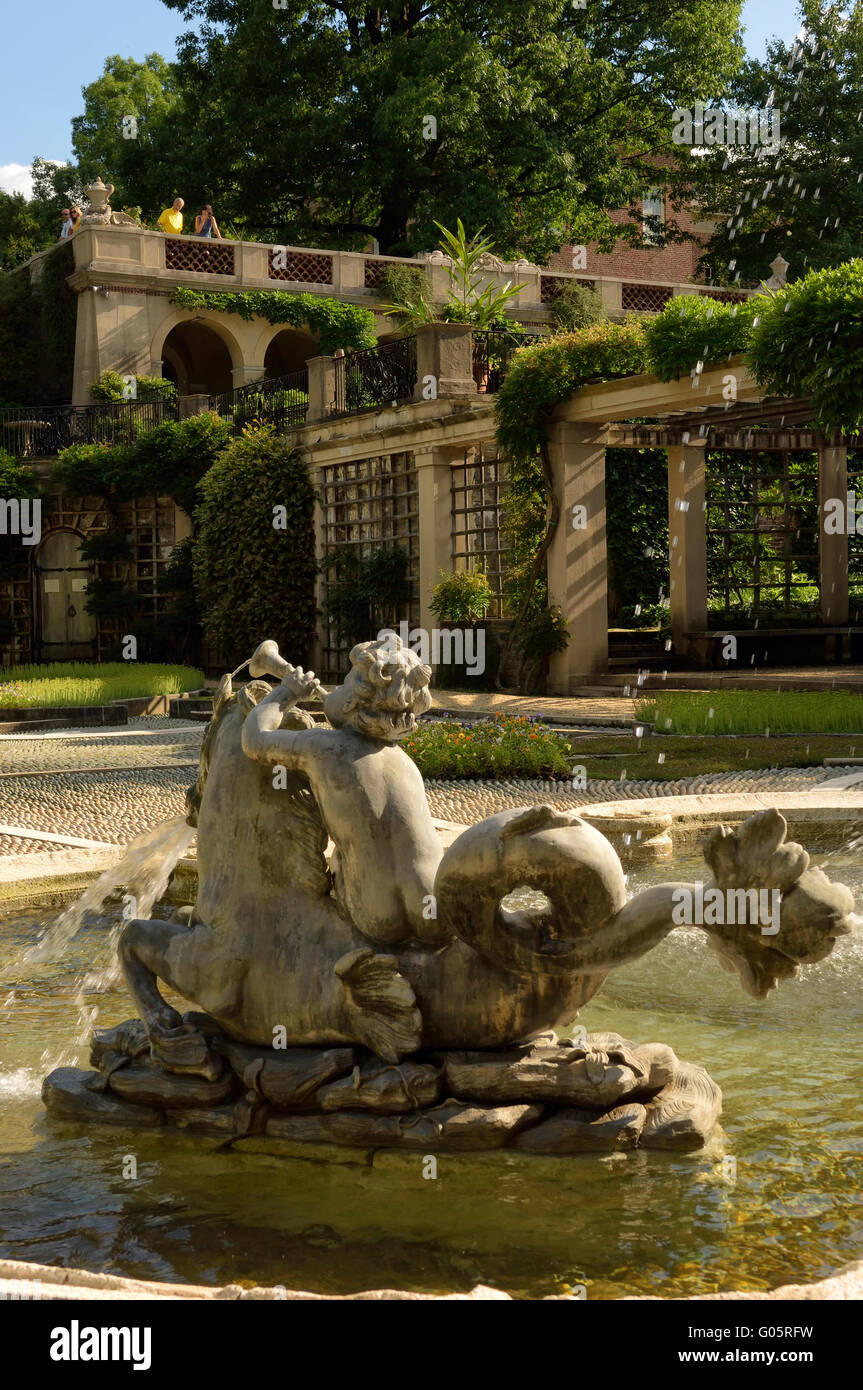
[0, 399, 178, 459]
[471, 327, 531, 395]
[209, 369, 309, 433]
[332, 337, 417, 416]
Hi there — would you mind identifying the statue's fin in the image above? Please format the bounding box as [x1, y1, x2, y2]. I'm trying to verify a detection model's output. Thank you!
[334, 949, 422, 1063]
[499, 805, 582, 840]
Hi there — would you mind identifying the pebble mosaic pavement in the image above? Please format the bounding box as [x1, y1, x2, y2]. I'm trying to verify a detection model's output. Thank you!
[0, 717, 857, 857]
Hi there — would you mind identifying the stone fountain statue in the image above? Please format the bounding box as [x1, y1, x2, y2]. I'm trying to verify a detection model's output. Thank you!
[43, 637, 854, 1155]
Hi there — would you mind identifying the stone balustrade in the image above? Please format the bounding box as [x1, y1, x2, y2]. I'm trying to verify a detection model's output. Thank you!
[56, 223, 755, 319]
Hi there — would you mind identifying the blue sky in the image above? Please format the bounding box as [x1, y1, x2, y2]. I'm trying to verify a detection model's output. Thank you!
[1, 0, 804, 195]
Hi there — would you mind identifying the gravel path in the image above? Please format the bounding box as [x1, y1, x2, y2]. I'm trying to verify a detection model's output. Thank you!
[0, 755, 856, 858]
[423, 765, 856, 824]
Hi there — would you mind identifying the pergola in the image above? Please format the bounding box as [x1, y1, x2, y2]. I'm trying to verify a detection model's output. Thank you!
[544, 356, 860, 692]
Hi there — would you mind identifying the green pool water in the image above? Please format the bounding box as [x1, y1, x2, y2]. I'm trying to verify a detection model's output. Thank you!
[0, 841, 861, 1300]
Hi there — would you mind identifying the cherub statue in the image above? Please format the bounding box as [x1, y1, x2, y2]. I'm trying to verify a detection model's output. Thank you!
[118, 637, 853, 1085]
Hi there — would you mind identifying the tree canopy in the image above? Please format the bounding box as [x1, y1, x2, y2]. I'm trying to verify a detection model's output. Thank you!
[61, 0, 743, 257]
[688, 0, 863, 283]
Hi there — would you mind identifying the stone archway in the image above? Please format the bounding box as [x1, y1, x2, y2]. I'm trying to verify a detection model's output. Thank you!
[160, 320, 237, 396]
[32, 529, 97, 662]
[263, 327, 320, 378]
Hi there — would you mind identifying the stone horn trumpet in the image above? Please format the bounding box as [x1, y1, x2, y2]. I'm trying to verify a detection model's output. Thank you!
[248, 640, 326, 701]
[249, 639, 289, 681]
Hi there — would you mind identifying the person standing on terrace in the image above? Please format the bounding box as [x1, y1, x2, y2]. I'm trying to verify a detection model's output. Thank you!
[194, 205, 222, 238]
[157, 198, 185, 235]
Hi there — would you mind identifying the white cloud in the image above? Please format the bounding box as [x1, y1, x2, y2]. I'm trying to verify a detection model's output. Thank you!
[0, 161, 66, 199]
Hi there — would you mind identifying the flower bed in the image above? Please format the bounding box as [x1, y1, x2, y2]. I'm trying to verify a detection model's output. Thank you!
[406, 714, 572, 779]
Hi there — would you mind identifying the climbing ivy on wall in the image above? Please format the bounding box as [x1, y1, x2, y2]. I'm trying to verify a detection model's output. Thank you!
[169, 286, 378, 356]
[0, 242, 77, 405]
[194, 423, 317, 668]
[51, 414, 233, 662]
[605, 446, 669, 624]
[493, 321, 649, 682]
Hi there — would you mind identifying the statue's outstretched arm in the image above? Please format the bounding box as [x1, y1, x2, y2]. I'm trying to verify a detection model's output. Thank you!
[241, 674, 322, 771]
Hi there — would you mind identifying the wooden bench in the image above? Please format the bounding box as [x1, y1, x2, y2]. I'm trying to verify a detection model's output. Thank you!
[684, 627, 859, 668]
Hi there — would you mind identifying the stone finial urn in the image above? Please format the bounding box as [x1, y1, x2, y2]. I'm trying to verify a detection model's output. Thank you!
[82, 177, 115, 224]
[764, 253, 789, 290]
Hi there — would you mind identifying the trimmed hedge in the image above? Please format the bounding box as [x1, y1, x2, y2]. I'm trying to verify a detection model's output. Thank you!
[194, 423, 317, 667]
[747, 260, 863, 431]
[645, 292, 763, 382]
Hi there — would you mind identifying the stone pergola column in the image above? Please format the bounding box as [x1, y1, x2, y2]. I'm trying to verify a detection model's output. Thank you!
[415, 446, 456, 636]
[818, 444, 849, 624]
[546, 422, 610, 690]
[666, 442, 708, 654]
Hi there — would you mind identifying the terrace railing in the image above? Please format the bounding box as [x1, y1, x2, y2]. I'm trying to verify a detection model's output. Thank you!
[0, 399, 178, 459]
[471, 327, 534, 395]
[209, 369, 309, 433]
[332, 337, 417, 417]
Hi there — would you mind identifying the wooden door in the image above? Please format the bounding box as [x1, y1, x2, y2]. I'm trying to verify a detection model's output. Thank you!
[34, 530, 97, 660]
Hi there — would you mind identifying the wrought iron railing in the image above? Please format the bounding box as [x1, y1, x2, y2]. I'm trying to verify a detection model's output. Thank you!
[332, 337, 417, 417]
[471, 328, 532, 395]
[209, 369, 309, 432]
[0, 399, 178, 459]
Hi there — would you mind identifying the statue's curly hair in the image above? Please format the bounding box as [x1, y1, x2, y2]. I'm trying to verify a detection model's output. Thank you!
[339, 635, 432, 739]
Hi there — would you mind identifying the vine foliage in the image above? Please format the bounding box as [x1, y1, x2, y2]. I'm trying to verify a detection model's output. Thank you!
[169, 287, 377, 356]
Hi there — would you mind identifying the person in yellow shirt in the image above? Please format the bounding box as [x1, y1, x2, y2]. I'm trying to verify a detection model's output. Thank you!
[157, 198, 185, 234]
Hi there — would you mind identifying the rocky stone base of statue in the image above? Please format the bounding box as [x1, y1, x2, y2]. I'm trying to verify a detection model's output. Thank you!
[42, 1018, 722, 1155]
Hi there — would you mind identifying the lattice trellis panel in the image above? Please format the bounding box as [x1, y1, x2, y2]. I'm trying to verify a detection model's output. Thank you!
[699, 288, 750, 305]
[450, 444, 509, 618]
[540, 275, 566, 302]
[319, 452, 419, 682]
[705, 449, 820, 621]
[364, 259, 392, 288]
[94, 498, 178, 659]
[0, 559, 33, 665]
[268, 250, 333, 283]
[540, 275, 597, 303]
[847, 448, 863, 620]
[621, 282, 673, 312]
[164, 239, 235, 275]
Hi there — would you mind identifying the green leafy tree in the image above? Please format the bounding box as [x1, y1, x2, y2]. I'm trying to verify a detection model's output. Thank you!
[71, 54, 186, 219]
[156, 0, 742, 256]
[0, 161, 82, 270]
[689, 0, 863, 284]
[0, 193, 43, 270]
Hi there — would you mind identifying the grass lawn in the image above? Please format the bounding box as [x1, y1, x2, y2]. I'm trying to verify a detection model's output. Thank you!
[636, 689, 863, 736]
[0, 663, 205, 708]
[566, 733, 861, 782]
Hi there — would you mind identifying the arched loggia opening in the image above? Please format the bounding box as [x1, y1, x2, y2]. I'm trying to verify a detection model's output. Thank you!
[264, 328, 319, 379]
[160, 321, 236, 397]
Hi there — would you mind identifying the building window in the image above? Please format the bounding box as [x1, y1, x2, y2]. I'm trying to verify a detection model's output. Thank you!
[642, 188, 665, 245]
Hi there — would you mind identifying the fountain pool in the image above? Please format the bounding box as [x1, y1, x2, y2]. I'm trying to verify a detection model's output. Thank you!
[1, 840, 860, 1300]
